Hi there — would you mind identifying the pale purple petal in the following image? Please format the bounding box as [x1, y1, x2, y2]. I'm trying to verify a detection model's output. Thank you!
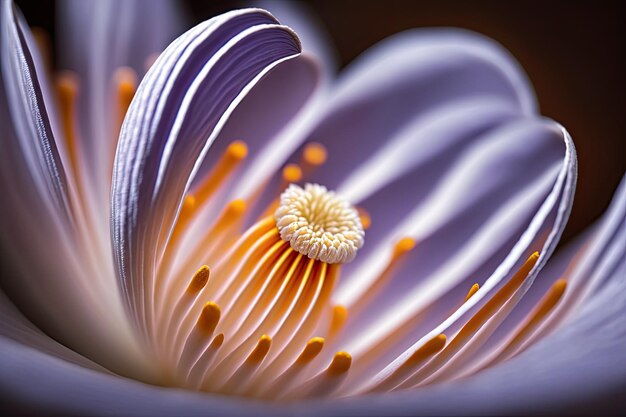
[0, 288, 106, 372]
[253, 0, 339, 75]
[57, 0, 185, 209]
[111, 9, 302, 327]
[0, 0, 145, 374]
[0, 0, 71, 222]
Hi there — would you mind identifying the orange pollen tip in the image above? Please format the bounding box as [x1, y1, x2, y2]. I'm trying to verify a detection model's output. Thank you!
[357, 207, 372, 230]
[227, 140, 248, 160]
[187, 265, 210, 294]
[197, 302, 221, 335]
[184, 194, 196, 206]
[330, 305, 348, 336]
[248, 335, 272, 363]
[406, 333, 446, 365]
[465, 283, 480, 302]
[282, 164, 302, 183]
[211, 333, 225, 349]
[394, 237, 416, 256]
[297, 337, 325, 364]
[114, 67, 137, 93]
[328, 351, 352, 375]
[303, 142, 327, 166]
[56, 72, 79, 98]
[226, 198, 247, 216]
[553, 278, 567, 293]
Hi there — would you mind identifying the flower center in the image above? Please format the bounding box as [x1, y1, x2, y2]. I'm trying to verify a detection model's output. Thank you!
[275, 183, 365, 264]
[143, 140, 373, 399]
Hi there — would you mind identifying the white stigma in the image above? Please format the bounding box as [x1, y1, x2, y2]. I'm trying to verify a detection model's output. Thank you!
[275, 183, 365, 264]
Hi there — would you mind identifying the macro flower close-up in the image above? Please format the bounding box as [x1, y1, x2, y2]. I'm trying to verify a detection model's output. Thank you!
[1, 0, 625, 415]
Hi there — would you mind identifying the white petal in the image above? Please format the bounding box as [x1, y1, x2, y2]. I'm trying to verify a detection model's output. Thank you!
[0, 0, 140, 374]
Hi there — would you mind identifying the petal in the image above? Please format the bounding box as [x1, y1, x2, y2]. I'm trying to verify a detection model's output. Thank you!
[230, 28, 539, 209]
[0, 334, 285, 416]
[0, 0, 140, 374]
[252, 0, 338, 75]
[307, 178, 625, 415]
[0, 288, 105, 372]
[56, 0, 185, 207]
[1, 0, 71, 221]
[111, 9, 302, 328]
[349, 120, 575, 385]
[300, 28, 537, 193]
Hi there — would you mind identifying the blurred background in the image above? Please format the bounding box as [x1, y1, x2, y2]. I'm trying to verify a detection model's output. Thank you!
[15, 0, 626, 242]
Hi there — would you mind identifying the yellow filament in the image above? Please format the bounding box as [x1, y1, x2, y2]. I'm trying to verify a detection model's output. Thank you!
[486, 278, 567, 366]
[56, 72, 80, 176]
[197, 302, 221, 336]
[351, 237, 416, 315]
[465, 283, 480, 302]
[393, 237, 416, 256]
[369, 334, 446, 393]
[258, 164, 304, 219]
[211, 333, 225, 349]
[113, 66, 137, 132]
[186, 333, 225, 388]
[255, 336, 325, 399]
[246, 262, 335, 391]
[398, 252, 539, 388]
[31, 28, 52, 70]
[163, 198, 247, 302]
[451, 252, 539, 342]
[357, 207, 372, 230]
[194, 141, 248, 207]
[207, 219, 278, 300]
[405, 334, 447, 366]
[166, 195, 197, 251]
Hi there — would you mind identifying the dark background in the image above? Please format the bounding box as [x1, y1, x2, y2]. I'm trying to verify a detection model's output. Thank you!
[15, 0, 626, 241]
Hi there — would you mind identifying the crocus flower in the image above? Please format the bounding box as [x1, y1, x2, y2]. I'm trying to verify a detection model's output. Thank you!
[1, 0, 624, 415]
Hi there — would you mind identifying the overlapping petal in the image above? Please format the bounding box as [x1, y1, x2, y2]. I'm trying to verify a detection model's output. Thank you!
[0, 0, 140, 375]
[57, 0, 185, 209]
[110, 9, 304, 331]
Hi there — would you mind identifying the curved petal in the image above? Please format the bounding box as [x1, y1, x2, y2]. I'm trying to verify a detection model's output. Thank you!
[0, 288, 105, 372]
[111, 9, 302, 330]
[1, 0, 71, 222]
[306, 177, 625, 415]
[356, 121, 575, 386]
[0, 0, 140, 375]
[229, 28, 539, 208]
[253, 0, 338, 75]
[0, 333, 287, 416]
[300, 28, 537, 192]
